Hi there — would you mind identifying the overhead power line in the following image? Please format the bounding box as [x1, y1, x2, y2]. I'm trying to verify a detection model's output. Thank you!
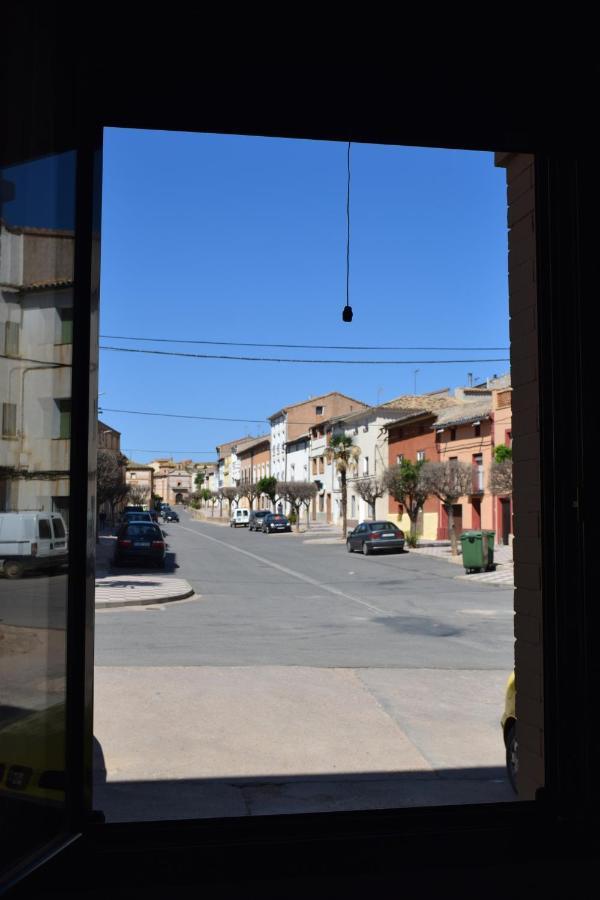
[122, 448, 218, 454]
[100, 345, 509, 366]
[101, 408, 267, 424]
[100, 334, 510, 352]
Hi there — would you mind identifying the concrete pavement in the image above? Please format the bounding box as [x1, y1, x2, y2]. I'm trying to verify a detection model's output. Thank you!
[95, 534, 195, 609]
[94, 512, 516, 820]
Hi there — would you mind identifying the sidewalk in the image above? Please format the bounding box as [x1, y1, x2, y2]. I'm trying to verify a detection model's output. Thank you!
[95, 533, 195, 610]
[411, 542, 514, 587]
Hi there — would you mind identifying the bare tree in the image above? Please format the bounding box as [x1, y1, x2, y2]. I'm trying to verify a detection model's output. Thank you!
[239, 482, 260, 510]
[383, 460, 429, 540]
[353, 476, 385, 520]
[327, 434, 360, 538]
[127, 483, 151, 506]
[279, 481, 318, 531]
[97, 450, 128, 522]
[420, 460, 471, 555]
[489, 460, 513, 495]
[221, 487, 238, 514]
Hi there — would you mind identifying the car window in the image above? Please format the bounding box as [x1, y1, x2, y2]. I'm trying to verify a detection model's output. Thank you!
[126, 524, 160, 538]
[38, 519, 52, 539]
[51, 516, 66, 538]
[357, 524, 367, 534]
[370, 522, 396, 531]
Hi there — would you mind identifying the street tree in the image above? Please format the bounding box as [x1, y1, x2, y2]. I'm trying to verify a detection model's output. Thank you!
[200, 488, 213, 507]
[326, 434, 360, 538]
[127, 483, 151, 506]
[489, 444, 513, 496]
[208, 490, 220, 516]
[194, 469, 206, 491]
[97, 449, 129, 521]
[257, 475, 278, 509]
[221, 486, 238, 514]
[420, 460, 472, 555]
[489, 460, 513, 495]
[239, 482, 261, 510]
[353, 476, 385, 520]
[279, 481, 317, 531]
[383, 459, 429, 540]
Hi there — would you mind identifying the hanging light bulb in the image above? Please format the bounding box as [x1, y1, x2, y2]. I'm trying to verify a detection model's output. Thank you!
[342, 140, 353, 323]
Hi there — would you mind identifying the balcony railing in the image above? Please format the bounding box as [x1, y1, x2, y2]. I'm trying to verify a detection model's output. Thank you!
[471, 468, 484, 494]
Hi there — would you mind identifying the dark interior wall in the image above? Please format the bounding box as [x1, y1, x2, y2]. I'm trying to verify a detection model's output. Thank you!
[3, 10, 599, 894]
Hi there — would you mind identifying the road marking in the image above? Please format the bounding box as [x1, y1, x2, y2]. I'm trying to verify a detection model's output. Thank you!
[179, 523, 391, 615]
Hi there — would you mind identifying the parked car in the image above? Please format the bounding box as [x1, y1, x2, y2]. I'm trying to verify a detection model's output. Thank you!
[0, 511, 68, 578]
[248, 510, 270, 531]
[121, 510, 153, 525]
[163, 509, 179, 522]
[501, 672, 517, 793]
[261, 513, 292, 534]
[123, 505, 144, 515]
[114, 521, 166, 568]
[346, 521, 405, 555]
[230, 508, 250, 528]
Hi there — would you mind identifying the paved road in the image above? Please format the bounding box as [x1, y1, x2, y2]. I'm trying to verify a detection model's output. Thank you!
[0, 571, 67, 630]
[95, 514, 514, 669]
[93, 511, 516, 820]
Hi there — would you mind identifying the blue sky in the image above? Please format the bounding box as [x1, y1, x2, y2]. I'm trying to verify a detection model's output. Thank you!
[99, 129, 509, 462]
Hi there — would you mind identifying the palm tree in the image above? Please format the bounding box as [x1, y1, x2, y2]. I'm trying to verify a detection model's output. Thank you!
[327, 434, 360, 538]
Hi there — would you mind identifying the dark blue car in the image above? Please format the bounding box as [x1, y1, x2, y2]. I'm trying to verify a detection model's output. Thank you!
[114, 521, 166, 568]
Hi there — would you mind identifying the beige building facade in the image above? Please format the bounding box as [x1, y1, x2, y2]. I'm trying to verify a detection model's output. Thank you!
[0, 222, 74, 524]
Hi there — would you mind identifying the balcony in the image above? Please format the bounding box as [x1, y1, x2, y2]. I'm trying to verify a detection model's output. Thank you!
[471, 468, 484, 495]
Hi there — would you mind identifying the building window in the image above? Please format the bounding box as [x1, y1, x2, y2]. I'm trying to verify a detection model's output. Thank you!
[57, 308, 73, 344]
[351, 495, 356, 517]
[505, 430, 512, 447]
[363, 457, 369, 475]
[396, 454, 404, 465]
[55, 399, 71, 439]
[319, 457, 324, 474]
[316, 405, 324, 415]
[416, 450, 425, 462]
[2, 402, 17, 437]
[474, 424, 481, 437]
[450, 428, 457, 441]
[312, 458, 317, 476]
[4, 321, 19, 357]
[319, 493, 324, 512]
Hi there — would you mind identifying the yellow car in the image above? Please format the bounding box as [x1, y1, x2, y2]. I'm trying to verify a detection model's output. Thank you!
[0, 703, 65, 805]
[501, 672, 517, 793]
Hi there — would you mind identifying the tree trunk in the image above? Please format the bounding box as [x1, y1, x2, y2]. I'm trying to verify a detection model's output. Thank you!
[341, 470, 347, 539]
[408, 509, 418, 538]
[447, 503, 458, 555]
[296, 504, 300, 532]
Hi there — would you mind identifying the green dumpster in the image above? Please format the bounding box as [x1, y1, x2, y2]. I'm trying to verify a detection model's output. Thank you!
[483, 530, 496, 571]
[460, 530, 486, 573]
[460, 530, 496, 573]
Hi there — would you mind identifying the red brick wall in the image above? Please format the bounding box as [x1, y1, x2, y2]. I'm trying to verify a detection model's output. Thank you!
[495, 152, 543, 800]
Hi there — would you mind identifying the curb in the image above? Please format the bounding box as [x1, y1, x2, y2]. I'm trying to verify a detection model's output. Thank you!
[95, 583, 195, 610]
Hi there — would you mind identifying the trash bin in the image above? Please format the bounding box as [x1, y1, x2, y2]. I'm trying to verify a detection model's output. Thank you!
[460, 530, 486, 573]
[482, 530, 496, 571]
[460, 530, 496, 573]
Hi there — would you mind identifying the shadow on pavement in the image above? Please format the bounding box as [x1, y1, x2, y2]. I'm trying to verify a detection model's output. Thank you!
[93, 767, 516, 822]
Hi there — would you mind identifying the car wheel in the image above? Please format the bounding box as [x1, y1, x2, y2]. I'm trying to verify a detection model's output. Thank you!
[362, 542, 371, 556]
[4, 560, 24, 579]
[156, 558, 166, 570]
[506, 722, 518, 794]
[346, 541, 353, 553]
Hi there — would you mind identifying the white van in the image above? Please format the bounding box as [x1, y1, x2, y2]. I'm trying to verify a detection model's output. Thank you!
[0, 512, 68, 579]
[230, 508, 250, 528]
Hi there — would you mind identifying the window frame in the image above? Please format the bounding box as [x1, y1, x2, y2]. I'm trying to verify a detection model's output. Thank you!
[6, 57, 591, 891]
